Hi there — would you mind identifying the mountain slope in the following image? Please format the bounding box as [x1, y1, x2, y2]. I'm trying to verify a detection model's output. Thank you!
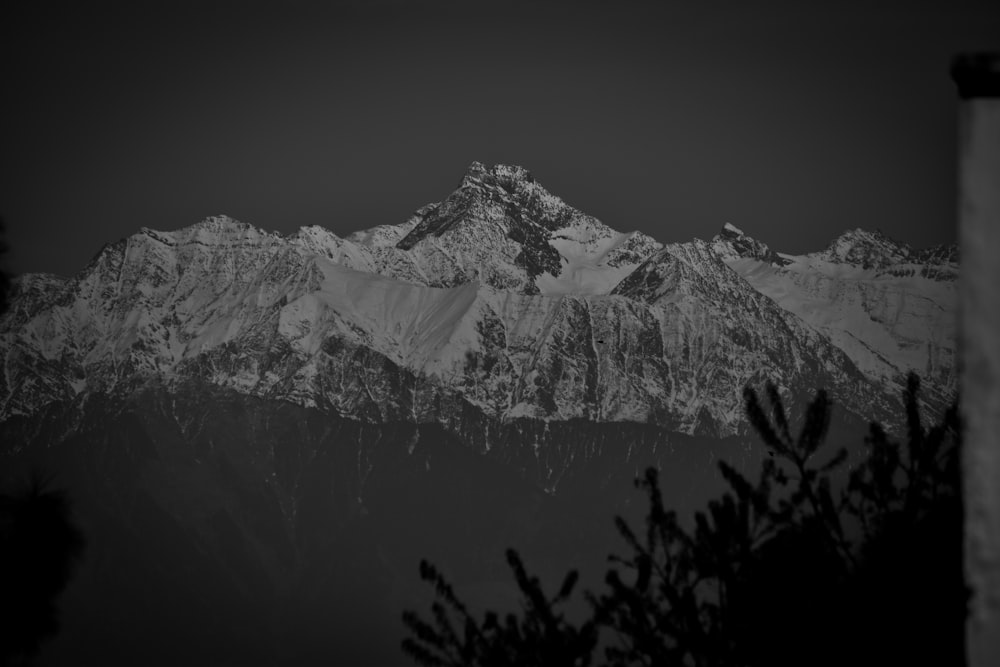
[712, 224, 957, 408]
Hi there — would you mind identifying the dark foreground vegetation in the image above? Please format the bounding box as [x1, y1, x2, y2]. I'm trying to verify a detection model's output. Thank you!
[403, 374, 967, 667]
[0, 479, 86, 666]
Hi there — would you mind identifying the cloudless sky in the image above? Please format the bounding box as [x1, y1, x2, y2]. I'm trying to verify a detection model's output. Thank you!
[1, 0, 998, 277]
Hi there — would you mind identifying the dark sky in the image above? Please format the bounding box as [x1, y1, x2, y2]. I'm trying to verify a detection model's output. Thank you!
[2, 1, 998, 277]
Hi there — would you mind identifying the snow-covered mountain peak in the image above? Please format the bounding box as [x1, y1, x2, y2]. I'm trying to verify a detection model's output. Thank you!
[711, 223, 787, 266]
[460, 161, 537, 190]
[195, 213, 244, 227]
[798, 228, 956, 282]
[461, 160, 489, 185]
[344, 207, 426, 247]
[389, 162, 659, 294]
[815, 227, 910, 269]
[450, 162, 567, 218]
[136, 215, 281, 250]
[712, 222, 957, 408]
[183, 214, 257, 234]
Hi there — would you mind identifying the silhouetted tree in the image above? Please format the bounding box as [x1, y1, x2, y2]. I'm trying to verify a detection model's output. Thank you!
[592, 384, 847, 667]
[599, 374, 965, 666]
[0, 477, 86, 666]
[838, 375, 966, 665]
[402, 548, 599, 667]
[402, 374, 967, 666]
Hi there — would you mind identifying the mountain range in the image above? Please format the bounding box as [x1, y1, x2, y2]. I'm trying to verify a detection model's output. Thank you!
[0, 162, 957, 665]
[2, 162, 956, 439]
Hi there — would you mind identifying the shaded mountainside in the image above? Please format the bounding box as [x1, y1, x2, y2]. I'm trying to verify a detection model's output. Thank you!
[1, 382, 844, 666]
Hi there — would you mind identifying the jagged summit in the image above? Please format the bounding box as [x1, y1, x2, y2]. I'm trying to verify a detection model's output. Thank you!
[816, 227, 910, 269]
[389, 161, 661, 294]
[811, 227, 958, 278]
[344, 207, 426, 247]
[166, 214, 257, 233]
[711, 223, 788, 266]
[709, 222, 955, 280]
[195, 213, 245, 228]
[136, 215, 280, 250]
[461, 161, 537, 189]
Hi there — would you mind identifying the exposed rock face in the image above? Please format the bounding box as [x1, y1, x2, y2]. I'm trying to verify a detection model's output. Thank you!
[712, 222, 790, 266]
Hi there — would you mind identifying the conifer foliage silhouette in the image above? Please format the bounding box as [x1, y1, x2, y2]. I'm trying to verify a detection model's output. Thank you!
[402, 548, 599, 667]
[402, 374, 966, 666]
[0, 478, 86, 665]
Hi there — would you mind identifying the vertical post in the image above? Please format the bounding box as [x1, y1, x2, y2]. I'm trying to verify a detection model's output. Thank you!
[953, 52, 1000, 667]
